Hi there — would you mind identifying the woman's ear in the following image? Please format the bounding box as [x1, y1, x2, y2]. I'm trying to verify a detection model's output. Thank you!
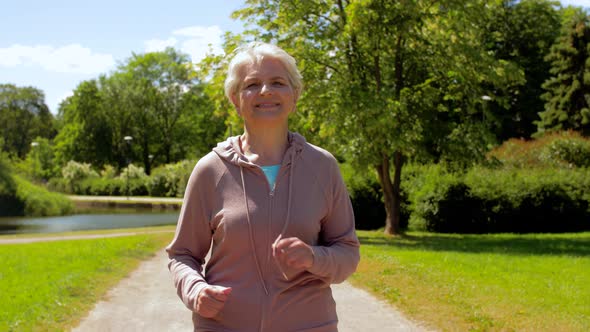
[231, 93, 241, 116]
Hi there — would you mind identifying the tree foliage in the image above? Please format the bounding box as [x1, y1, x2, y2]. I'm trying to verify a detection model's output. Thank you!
[231, 0, 524, 234]
[538, 8, 590, 136]
[483, 0, 561, 140]
[54, 48, 226, 173]
[0, 84, 55, 158]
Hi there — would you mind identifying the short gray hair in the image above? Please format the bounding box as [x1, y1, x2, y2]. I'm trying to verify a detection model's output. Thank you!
[224, 42, 303, 102]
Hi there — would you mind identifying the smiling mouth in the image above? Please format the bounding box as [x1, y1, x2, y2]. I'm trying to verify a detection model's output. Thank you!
[255, 103, 280, 108]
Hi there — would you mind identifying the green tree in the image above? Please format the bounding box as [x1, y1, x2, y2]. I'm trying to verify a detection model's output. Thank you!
[54, 48, 226, 174]
[115, 48, 225, 173]
[230, 0, 523, 234]
[24, 137, 57, 181]
[0, 84, 55, 158]
[538, 9, 590, 136]
[53, 80, 113, 168]
[482, 0, 561, 140]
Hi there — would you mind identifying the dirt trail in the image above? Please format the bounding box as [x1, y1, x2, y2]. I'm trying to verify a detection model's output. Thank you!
[73, 249, 430, 332]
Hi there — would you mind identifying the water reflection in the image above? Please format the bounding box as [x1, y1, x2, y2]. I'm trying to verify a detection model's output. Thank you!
[0, 209, 179, 235]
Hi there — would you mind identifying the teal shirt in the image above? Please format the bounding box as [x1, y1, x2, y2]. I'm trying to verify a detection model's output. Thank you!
[260, 165, 281, 189]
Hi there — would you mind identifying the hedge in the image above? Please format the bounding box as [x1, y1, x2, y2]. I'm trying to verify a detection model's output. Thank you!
[340, 162, 409, 230]
[408, 165, 590, 233]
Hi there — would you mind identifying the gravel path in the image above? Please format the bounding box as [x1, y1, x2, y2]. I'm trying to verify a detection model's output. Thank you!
[73, 249, 430, 332]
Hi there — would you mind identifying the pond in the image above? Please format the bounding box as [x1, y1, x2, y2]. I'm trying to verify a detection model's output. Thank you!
[0, 209, 179, 235]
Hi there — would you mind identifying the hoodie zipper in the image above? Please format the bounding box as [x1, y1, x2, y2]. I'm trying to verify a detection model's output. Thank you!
[260, 165, 288, 332]
[261, 165, 279, 332]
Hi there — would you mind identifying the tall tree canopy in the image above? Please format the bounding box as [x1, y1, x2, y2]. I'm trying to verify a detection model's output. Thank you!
[0, 84, 55, 158]
[54, 80, 112, 168]
[538, 8, 590, 136]
[228, 0, 523, 234]
[54, 48, 225, 173]
[483, 0, 561, 140]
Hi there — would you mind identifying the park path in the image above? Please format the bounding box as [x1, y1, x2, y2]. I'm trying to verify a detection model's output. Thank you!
[72, 248, 430, 332]
[2, 195, 431, 331]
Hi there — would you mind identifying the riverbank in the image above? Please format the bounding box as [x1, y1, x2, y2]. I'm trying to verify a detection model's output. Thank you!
[69, 195, 183, 211]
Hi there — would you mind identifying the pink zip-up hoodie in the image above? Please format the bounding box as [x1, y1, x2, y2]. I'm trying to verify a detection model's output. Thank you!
[166, 132, 360, 332]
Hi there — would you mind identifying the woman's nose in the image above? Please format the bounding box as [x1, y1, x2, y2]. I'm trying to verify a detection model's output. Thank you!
[260, 82, 273, 95]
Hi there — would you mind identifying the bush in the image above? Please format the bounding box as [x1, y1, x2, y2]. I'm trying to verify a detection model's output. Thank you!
[488, 131, 590, 169]
[62, 160, 99, 180]
[148, 160, 195, 197]
[48, 163, 149, 196]
[0, 154, 22, 216]
[60, 160, 99, 193]
[540, 137, 590, 168]
[340, 163, 409, 230]
[100, 164, 118, 179]
[409, 165, 590, 233]
[10, 174, 73, 217]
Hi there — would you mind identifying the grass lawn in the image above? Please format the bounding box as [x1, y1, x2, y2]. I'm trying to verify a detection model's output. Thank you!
[0, 231, 174, 331]
[351, 230, 590, 332]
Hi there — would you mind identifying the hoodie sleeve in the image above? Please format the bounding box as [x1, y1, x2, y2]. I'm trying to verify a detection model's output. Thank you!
[307, 154, 360, 284]
[166, 156, 217, 311]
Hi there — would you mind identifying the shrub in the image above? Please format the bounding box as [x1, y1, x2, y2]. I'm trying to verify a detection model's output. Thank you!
[60, 160, 99, 193]
[410, 165, 590, 233]
[339, 163, 409, 230]
[12, 174, 73, 217]
[148, 160, 195, 197]
[100, 164, 118, 179]
[46, 177, 70, 194]
[62, 160, 99, 180]
[540, 137, 590, 168]
[488, 131, 590, 169]
[0, 153, 22, 216]
[119, 164, 147, 180]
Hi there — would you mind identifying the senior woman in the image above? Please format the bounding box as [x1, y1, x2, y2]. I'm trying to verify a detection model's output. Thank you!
[166, 42, 360, 332]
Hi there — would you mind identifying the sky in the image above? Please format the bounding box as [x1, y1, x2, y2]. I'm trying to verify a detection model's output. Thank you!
[1, 0, 589, 114]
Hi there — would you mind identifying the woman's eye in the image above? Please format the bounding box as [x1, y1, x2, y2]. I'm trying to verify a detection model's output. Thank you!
[273, 81, 285, 86]
[245, 83, 259, 88]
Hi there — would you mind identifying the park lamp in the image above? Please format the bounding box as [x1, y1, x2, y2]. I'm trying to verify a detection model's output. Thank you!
[124, 136, 133, 200]
[31, 141, 39, 147]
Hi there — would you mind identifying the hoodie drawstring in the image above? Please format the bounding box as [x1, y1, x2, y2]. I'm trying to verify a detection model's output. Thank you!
[240, 165, 269, 295]
[278, 153, 295, 236]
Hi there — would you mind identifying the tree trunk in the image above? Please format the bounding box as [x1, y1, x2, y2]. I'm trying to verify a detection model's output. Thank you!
[375, 151, 404, 235]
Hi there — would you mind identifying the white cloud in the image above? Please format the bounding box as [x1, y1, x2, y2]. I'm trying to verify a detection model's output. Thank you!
[0, 44, 115, 74]
[144, 37, 178, 53]
[172, 25, 224, 62]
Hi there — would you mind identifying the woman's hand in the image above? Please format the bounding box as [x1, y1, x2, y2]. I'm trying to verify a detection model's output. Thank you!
[272, 235, 314, 271]
[195, 285, 232, 318]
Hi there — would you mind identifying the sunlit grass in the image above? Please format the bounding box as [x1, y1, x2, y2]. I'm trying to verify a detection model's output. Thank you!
[350, 230, 590, 332]
[0, 232, 173, 331]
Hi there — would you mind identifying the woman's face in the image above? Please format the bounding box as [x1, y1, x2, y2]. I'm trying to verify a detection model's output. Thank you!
[232, 57, 297, 127]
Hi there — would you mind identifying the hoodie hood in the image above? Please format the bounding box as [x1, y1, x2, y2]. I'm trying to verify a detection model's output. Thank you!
[213, 131, 306, 167]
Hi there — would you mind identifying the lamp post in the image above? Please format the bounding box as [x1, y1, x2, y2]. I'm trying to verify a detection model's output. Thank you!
[481, 95, 492, 122]
[124, 136, 133, 200]
[30, 141, 39, 180]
